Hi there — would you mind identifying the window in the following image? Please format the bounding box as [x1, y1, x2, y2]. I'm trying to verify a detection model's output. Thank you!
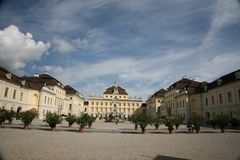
[44, 96, 47, 104]
[238, 89, 240, 101]
[182, 100, 185, 107]
[227, 92, 232, 102]
[11, 107, 14, 111]
[211, 96, 215, 105]
[85, 108, 87, 112]
[219, 94, 223, 104]
[13, 90, 16, 99]
[20, 92, 23, 101]
[205, 98, 208, 106]
[70, 97, 72, 100]
[4, 87, 9, 97]
[69, 104, 72, 110]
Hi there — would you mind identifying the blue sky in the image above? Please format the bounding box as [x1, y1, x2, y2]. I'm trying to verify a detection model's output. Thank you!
[0, 0, 240, 100]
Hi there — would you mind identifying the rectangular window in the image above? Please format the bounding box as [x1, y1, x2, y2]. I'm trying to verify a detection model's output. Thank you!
[20, 92, 23, 101]
[182, 100, 185, 107]
[44, 96, 47, 104]
[69, 104, 72, 110]
[211, 96, 215, 105]
[227, 92, 232, 102]
[13, 90, 16, 99]
[219, 94, 223, 104]
[238, 89, 240, 101]
[205, 98, 208, 106]
[4, 87, 9, 97]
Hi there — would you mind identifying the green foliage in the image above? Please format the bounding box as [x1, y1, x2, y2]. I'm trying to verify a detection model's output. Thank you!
[215, 114, 230, 129]
[163, 117, 175, 131]
[153, 116, 163, 129]
[230, 118, 240, 129]
[6, 110, 16, 122]
[191, 114, 204, 130]
[20, 108, 38, 125]
[0, 108, 7, 124]
[130, 113, 138, 124]
[105, 113, 114, 122]
[135, 113, 153, 130]
[206, 119, 217, 129]
[87, 115, 96, 128]
[174, 117, 184, 129]
[65, 114, 77, 126]
[44, 112, 63, 128]
[77, 113, 90, 129]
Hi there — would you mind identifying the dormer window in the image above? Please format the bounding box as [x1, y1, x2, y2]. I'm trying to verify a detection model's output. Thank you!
[21, 80, 26, 85]
[204, 86, 208, 91]
[235, 72, 240, 79]
[217, 79, 222, 86]
[6, 73, 12, 79]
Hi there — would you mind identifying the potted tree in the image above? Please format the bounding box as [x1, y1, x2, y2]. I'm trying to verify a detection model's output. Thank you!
[163, 117, 175, 134]
[6, 110, 16, 124]
[230, 118, 240, 129]
[44, 112, 63, 131]
[135, 113, 152, 134]
[153, 116, 163, 130]
[20, 108, 38, 129]
[215, 114, 230, 133]
[0, 108, 7, 127]
[174, 117, 184, 130]
[191, 114, 204, 133]
[206, 119, 217, 129]
[77, 113, 90, 133]
[87, 115, 96, 128]
[130, 113, 138, 130]
[65, 114, 77, 127]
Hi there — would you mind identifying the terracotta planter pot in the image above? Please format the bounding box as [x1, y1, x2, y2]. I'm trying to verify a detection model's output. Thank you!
[24, 124, 29, 129]
[168, 129, 173, 134]
[79, 127, 84, 133]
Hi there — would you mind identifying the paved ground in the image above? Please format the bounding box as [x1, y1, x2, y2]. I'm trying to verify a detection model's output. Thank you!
[0, 120, 240, 160]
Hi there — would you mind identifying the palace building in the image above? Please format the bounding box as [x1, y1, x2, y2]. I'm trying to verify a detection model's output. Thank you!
[147, 69, 240, 121]
[0, 66, 84, 119]
[86, 84, 142, 118]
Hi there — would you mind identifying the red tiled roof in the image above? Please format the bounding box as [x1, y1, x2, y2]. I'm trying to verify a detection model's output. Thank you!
[104, 85, 128, 95]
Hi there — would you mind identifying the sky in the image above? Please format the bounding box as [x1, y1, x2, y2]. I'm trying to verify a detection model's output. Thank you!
[0, 0, 240, 100]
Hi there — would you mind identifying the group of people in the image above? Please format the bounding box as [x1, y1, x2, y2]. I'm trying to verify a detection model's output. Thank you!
[187, 120, 195, 133]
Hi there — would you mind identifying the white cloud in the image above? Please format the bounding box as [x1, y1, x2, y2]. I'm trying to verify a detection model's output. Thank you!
[201, 0, 240, 48]
[52, 37, 75, 53]
[0, 25, 50, 73]
[52, 29, 110, 54]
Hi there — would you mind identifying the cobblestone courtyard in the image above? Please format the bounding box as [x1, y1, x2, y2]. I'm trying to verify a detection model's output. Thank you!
[0, 120, 240, 160]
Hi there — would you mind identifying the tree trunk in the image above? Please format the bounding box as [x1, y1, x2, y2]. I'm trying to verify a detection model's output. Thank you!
[9, 120, 12, 125]
[135, 124, 138, 130]
[79, 127, 84, 133]
[69, 124, 73, 128]
[24, 124, 29, 129]
[168, 128, 173, 134]
[51, 126, 56, 131]
[220, 127, 225, 133]
[196, 128, 200, 133]
[141, 128, 146, 134]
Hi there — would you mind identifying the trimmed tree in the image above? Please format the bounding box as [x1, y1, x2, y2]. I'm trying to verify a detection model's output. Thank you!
[206, 119, 217, 129]
[65, 114, 77, 127]
[174, 117, 184, 130]
[87, 115, 96, 128]
[20, 108, 38, 129]
[0, 108, 7, 127]
[6, 110, 16, 124]
[130, 113, 139, 130]
[77, 113, 90, 133]
[192, 114, 204, 133]
[163, 117, 175, 134]
[44, 112, 63, 131]
[153, 116, 163, 130]
[215, 114, 230, 133]
[135, 113, 152, 134]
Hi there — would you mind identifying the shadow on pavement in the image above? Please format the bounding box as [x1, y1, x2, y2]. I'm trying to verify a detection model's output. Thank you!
[152, 155, 189, 160]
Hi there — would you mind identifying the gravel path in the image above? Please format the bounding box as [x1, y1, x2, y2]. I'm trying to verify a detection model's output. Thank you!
[0, 120, 240, 160]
